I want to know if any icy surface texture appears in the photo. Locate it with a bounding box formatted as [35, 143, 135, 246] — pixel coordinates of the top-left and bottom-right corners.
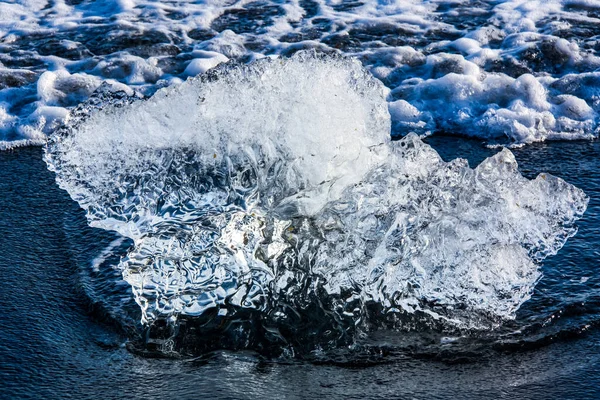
[45, 53, 588, 330]
[3, 0, 600, 146]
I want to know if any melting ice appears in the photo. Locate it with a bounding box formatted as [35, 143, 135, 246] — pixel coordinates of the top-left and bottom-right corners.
[45, 53, 588, 333]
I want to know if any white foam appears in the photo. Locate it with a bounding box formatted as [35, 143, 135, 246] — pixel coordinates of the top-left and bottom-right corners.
[37, 69, 101, 106]
[2, 0, 600, 146]
[183, 52, 229, 76]
[390, 59, 599, 143]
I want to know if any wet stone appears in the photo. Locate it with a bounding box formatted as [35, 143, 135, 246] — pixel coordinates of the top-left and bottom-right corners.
[187, 28, 217, 42]
[279, 29, 323, 43]
[434, 1, 495, 32]
[422, 28, 463, 45]
[211, 2, 285, 34]
[542, 17, 600, 44]
[300, 0, 320, 19]
[322, 34, 362, 51]
[37, 39, 94, 60]
[564, 3, 600, 19]
[483, 58, 532, 78]
[156, 57, 189, 77]
[311, 18, 333, 33]
[0, 50, 46, 69]
[0, 70, 38, 89]
[348, 23, 416, 45]
[80, 27, 174, 56]
[165, 10, 188, 21]
[550, 74, 600, 100]
[331, 0, 364, 13]
[243, 39, 269, 52]
[127, 43, 182, 58]
[517, 40, 573, 74]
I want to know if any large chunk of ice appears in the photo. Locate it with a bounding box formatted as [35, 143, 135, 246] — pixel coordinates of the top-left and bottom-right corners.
[45, 52, 588, 330]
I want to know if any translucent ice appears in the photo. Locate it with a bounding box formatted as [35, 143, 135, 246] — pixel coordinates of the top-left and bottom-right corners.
[45, 52, 588, 330]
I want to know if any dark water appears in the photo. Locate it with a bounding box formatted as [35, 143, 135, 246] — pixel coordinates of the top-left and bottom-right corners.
[2, 137, 599, 399]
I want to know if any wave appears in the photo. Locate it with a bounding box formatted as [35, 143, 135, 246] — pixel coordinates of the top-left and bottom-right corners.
[45, 52, 588, 352]
[2, 0, 600, 146]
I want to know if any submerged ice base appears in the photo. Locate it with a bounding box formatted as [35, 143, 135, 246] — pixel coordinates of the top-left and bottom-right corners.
[45, 52, 587, 335]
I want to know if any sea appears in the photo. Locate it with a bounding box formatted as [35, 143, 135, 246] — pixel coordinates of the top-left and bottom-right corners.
[1, 1, 600, 399]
